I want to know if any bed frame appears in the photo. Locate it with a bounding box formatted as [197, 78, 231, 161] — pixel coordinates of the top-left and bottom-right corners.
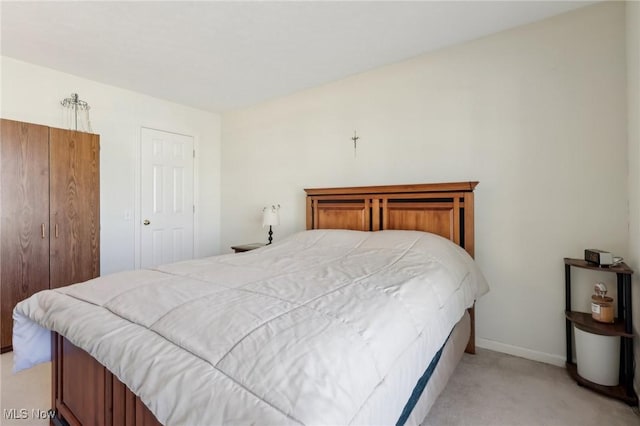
[51, 182, 479, 426]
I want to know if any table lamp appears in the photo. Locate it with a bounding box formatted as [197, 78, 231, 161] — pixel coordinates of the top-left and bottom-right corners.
[262, 204, 280, 244]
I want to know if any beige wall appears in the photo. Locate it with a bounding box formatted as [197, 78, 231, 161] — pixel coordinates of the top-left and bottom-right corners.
[626, 0, 640, 400]
[1, 57, 222, 275]
[221, 2, 628, 364]
[2, 2, 630, 374]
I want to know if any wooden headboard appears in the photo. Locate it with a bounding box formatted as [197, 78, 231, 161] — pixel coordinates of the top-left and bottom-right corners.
[305, 182, 478, 258]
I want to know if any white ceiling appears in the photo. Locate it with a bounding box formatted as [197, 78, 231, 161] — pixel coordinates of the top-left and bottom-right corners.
[1, 1, 596, 113]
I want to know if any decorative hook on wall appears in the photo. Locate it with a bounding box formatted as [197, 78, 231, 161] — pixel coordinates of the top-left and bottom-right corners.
[60, 93, 92, 132]
[351, 130, 360, 158]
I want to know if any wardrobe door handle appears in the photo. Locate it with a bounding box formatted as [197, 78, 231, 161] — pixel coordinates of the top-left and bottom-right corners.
[55, 224, 59, 238]
[41, 224, 46, 239]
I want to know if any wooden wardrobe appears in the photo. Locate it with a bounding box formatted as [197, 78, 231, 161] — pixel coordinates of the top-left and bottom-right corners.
[0, 119, 100, 352]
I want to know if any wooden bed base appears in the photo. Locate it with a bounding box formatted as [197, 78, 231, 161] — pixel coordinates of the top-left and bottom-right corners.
[52, 182, 479, 426]
[52, 333, 161, 426]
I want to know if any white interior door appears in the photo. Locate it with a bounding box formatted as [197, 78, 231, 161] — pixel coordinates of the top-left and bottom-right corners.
[141, 128, 194, 268]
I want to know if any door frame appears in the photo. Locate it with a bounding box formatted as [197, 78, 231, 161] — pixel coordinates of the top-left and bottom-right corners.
[134, 126, 198, 269]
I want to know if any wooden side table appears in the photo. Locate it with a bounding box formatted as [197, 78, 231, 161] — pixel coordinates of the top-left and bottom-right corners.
[231, 243, 266, 253]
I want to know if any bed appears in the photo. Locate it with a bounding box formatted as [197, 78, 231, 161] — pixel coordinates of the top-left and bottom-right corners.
[12, 182, 488, 426]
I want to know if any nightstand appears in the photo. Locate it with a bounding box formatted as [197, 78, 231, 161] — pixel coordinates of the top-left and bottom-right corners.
[564, 258, 637, 405]
[231, 243, 266, 253]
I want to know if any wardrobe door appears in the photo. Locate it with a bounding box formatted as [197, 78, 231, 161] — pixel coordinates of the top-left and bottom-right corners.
[49, 128, 100, 289]
[0, 119, 50, 352]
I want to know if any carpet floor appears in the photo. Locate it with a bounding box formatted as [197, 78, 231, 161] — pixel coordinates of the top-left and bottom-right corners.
[424, 348, 640, 426]
[1, 348, 639, 425]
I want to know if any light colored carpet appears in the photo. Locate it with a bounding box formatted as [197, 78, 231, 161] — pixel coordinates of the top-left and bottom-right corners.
[0, 351, 50, 426]
[424, 348, 640, 426]
[0, 349, 638, 425]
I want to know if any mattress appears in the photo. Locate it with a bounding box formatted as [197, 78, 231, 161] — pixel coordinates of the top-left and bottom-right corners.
[14, 229, 489, 425]
[404, 311, 470, 426]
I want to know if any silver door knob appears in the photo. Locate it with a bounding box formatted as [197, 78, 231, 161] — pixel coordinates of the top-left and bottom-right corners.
[143, 219, 151, 225]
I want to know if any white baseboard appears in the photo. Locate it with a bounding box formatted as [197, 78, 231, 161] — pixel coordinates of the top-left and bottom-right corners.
[476, 338, 566, 367]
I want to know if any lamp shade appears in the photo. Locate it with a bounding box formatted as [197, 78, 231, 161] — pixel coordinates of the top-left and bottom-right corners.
[262, 205, 280, 227]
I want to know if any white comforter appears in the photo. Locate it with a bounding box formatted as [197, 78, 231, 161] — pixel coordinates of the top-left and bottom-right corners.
[13, 230, 488, 426]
